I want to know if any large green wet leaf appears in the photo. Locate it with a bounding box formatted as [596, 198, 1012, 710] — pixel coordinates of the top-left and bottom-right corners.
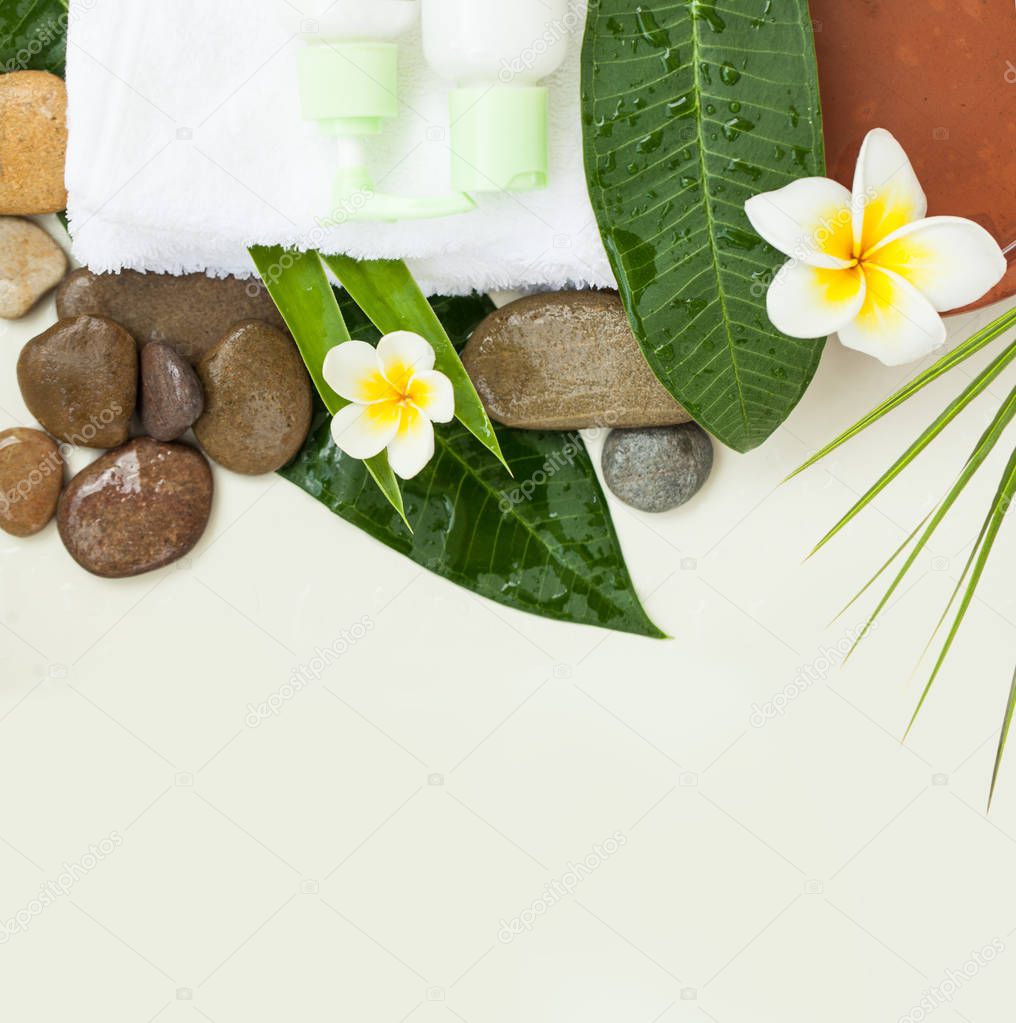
[582, 0, 826, 452]
[0, 0, 68, 75]
[281, 292, 665, 639]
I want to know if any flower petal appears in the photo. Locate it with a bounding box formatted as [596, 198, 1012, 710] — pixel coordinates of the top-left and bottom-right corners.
[852, 128, 927, 256]
[837, 265, 946, 367]
[766, 260, 866, 339]
[322, 341, 393, 404]
[330, 401, 400, 460]
[408, 370, 455, 423]
[387, 405, 435, 480]
[865, 215, 1008, 312]
[744, 177, 855, 267]
[377, 331, 436, 393]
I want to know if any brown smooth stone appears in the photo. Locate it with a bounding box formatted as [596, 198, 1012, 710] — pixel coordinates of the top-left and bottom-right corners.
[17, 315, 138, 449]
[58, 438, 213, 578]
[461, 292, 691, 430]
[194, 321, 313, 475]
[812, 0, 1016, 308]
[0, 71, 68, 215]
[0, 428, 63, 538]
[56, 268, 289, 364]
[0, 217, 67, 319]
[141, 342, 205, 442]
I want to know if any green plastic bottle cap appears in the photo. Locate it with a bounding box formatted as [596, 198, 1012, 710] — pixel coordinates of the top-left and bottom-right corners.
[448, 86, 550, 193]
[298, 41, 399, 135]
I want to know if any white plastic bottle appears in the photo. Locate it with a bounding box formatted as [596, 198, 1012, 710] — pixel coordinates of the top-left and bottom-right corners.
[278, 0, 419, 46]
[421, 0, 572, 192]
[281, 0, 473, 220]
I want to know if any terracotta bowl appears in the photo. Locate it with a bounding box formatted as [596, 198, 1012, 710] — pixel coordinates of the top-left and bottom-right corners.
[810, 0, 1016, 309]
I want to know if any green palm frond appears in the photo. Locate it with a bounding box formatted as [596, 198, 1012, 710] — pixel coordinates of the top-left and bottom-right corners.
[797, 304, 1016, 807]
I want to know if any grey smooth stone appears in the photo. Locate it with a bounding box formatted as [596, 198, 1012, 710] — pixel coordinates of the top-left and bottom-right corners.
[602, 424, 714, 513]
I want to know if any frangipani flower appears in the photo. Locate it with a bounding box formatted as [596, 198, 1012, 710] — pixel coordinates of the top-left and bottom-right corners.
[323, 330, 455, 480]
[744, 128, 1007, 366]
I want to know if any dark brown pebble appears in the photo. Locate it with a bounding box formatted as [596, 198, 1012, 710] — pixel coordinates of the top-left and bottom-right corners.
[17, 315, 137, 448]
[56, 268, 289, 364]
[0, 428, 63, 537]
[194, 320, 313, 475]
[57, 438, 213, 578]
[141, 342, 205, 442]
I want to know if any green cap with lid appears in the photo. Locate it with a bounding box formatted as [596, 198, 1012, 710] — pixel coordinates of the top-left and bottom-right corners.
[298, 41, 399, 135]
[448, 86, 550, 193]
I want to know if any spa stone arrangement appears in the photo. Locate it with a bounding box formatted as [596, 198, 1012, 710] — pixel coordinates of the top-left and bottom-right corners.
[4, 0, 1015, 788]
[0, 67, 713, 577]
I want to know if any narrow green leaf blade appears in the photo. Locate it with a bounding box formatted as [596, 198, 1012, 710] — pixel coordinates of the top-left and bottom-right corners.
[322, 255, 509, 474]
[790, 307, 1016, 480]
[282, 292, 666, 639]
[0, 0, 68, 76]
[906, 445, 1016, 737]
[582, 0, 826, 452]
[811, 339, 1016, 557]
[846, 387, 1016, 660]
[990, 666, 1016, 809]
[249, 245, 407, 526]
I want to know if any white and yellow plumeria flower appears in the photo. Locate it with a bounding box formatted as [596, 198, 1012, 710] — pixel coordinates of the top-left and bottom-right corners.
[744, 128, 1007, 366]
[323, 330, 455, 480]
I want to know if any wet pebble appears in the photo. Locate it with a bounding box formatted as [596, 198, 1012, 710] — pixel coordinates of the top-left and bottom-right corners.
[602, 424, 714, 513]
[194, 320, 313, 475]
[0, 428, 63, 537]
[141, 342, 205, 442]
[461, 291, 691, 430]
[56, 268, 289, 364]
[17, 315, 137, 448]
[58, 438, 213, 578]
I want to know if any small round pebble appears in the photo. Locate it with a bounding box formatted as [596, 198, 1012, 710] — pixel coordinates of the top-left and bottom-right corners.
[0, 217, 68, 319]
[0, 428, 63, 537]
[141, 341, 205, 442]
[602, 424, 714, 513]
[195, 320, 313, 475]
[17, 315, 137, 448]
[58, 438, 213, 578]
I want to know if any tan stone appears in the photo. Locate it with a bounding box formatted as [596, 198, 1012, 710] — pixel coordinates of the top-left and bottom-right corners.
[0, 428, 63, 537]
[0, 71, 68, 215]
[0, 216, 67, 318]
[461, 291, 691, 431]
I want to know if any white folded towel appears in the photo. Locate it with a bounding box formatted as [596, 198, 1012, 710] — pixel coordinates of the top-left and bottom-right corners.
[64, 0, 615, 296]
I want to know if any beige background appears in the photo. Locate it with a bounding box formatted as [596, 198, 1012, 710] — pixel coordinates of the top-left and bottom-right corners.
[2, 221, 1016, 1021]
